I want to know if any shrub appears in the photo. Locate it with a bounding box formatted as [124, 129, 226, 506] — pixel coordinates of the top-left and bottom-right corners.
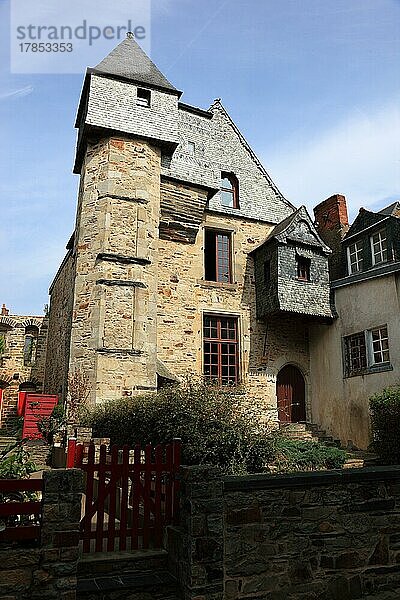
[37, 403, 66, 445]
[0, 442, 37, 479]
[273, 438, 346, 472]
[84, 379, 347, 474]
[84, 379, 276, 474]
[370, 386, 400, 463]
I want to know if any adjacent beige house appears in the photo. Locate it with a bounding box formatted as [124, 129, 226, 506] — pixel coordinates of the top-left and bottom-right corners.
[311, 197, 400, 448]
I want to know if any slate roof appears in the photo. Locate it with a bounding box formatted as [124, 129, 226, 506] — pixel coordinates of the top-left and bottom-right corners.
[343, 208, 388, 240]
[379, 201, 400, 217]
[250, 206, 331, 254]
[91, 36, 180, 95]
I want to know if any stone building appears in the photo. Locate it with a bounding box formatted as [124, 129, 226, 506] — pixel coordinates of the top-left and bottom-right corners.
[44, 36, 399, 448]
[45, 36, 332, 423]
[0, 303, 48, 428]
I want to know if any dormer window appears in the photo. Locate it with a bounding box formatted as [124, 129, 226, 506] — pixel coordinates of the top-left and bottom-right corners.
[137, 88, 151, 107]
[187, 141, 195, 156]
[370, 229, 388, 265]
[347, 241, 363, 274]
[220, 173, 239, 209]
[296, 256, 310, 281]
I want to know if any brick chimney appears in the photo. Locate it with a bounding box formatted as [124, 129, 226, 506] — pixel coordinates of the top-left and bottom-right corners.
[1, 304, 9, 316]
[313, 194, 349, 281]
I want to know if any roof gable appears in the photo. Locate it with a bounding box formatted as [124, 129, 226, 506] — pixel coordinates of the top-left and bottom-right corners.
[344, 208, 388, 240]
[251, 206, 331, 254]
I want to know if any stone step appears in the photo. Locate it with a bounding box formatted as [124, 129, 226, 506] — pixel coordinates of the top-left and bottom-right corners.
[280, 422, 343, 448]
[77, 550, 178, 600]
[77, 569, 179, 600]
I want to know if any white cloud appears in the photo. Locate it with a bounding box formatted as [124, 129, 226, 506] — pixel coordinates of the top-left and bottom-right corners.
[0, 86, 34, 101]
[264, 100, 400, 219]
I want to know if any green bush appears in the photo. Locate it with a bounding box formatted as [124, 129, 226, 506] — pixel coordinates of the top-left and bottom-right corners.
[84, 379, 347, 474]
[84, 379, 276, 474]
[273, 438, 346, 472]
[37, 403, 66, 445]
[0, 442, 37, 479]
[370, 386, 400, 463]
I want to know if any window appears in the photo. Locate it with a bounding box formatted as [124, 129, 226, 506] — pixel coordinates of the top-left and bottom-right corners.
[0, 325, 10, 357]
[204, 230, 232, 283]
[347, 241, 363, 274]
[369, 326, 390, 365]
[203, 315, 239, 385]
[344, 332, 367, 376]
[187, 141, 195, 155]
[137, 88, 151, 107]
[296, 256, 311, 281]
[344, 325, 390, 376]
[220, 173, 239, 208]
[370, 230, 388, 265]
[24, 326, 38, 366]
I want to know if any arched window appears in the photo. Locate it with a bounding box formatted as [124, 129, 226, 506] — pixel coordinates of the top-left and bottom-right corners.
[0, 325, 11, 357]
[24, 326, 39, 366]
[220, 173, 239, 209]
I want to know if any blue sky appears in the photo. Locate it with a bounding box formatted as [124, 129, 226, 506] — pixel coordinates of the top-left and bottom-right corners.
[0, 0, 399, 315]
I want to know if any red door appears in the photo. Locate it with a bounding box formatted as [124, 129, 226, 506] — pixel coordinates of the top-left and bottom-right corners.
[277, 365, 306, 423]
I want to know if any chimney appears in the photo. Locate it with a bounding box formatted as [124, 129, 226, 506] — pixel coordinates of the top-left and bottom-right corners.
[1, 304, 9, 316]
[313, 194, 349, 281]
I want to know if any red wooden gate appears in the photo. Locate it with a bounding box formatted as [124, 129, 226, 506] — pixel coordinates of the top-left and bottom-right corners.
[74, 440, 181, 553]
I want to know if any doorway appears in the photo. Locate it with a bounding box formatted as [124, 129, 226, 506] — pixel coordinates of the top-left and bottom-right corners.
[276, 365, 306, 423]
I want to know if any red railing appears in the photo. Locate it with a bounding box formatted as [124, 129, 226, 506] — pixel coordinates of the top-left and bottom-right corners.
[72, 440, 181, 553]
[0, 479, 43, 543]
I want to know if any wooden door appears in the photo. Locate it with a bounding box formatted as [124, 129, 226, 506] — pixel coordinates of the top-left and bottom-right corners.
[276, 365, 306, 423]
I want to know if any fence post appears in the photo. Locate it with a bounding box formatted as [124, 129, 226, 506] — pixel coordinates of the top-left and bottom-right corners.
[66, 437, 77, 468]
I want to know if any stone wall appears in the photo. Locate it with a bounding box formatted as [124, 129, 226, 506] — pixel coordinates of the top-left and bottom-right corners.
[0, 468, 83, 600]
[44, 251, 75, 402]
[0, 310, 48, 427]
[68, 136, 161, 404]
[168, 465, 400, 600]
[157, 205, 311, 413]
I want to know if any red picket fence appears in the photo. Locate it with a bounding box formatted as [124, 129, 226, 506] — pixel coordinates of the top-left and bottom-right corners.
[72, 440, 181, 553]
[0, 479, 43, 543]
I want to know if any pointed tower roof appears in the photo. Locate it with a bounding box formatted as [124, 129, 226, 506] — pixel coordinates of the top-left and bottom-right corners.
[90, 35, 180, 95]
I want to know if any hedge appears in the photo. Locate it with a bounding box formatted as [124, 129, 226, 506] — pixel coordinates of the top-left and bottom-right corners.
[370, 386, 400, 464]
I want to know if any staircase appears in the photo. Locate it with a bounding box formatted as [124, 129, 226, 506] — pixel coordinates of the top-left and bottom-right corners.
[77, 550, 179, 600]
[280, 422, 378, 469]
[280, 422, 341, 447]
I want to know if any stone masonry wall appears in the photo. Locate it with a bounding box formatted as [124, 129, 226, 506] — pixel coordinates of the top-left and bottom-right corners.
[0, 468, 83, 600]
[168, 465, 400, 600]
[157, 205, 311, 415]
[68, 136, 161, 404]
[45, 252, 75, 402]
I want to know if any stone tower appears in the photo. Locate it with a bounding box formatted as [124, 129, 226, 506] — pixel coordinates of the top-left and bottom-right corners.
[69, 36, 181, 402]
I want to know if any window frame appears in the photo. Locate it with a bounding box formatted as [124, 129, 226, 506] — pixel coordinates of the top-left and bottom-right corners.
[346, 240, 363, 274]
[370, 229, 388, 266]
[343, 325, 391, 377]
[136, 88, 151, 108]
[220, 172, 239, 209]
[368, 325, 390, 366]
[204, 228, 233, 283]
[203, 314, 239, 386]
[23, 326, 39, 367]
[296, 256, 311, 281]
